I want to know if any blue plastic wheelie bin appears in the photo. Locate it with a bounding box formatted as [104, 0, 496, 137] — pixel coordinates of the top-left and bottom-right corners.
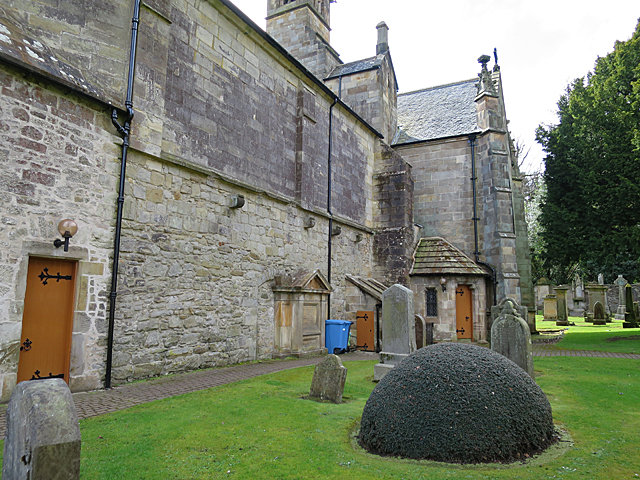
[325, 319, 353, 355]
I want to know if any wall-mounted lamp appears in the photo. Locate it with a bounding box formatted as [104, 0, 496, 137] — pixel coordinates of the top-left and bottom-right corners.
[229, 194, 245, 209]
[53, 219, 78, 252]
[355, 233, 363, 242]
[331, 225, 342, 236]
[304, 217, 316, 229]
[440, 277, 447, 292]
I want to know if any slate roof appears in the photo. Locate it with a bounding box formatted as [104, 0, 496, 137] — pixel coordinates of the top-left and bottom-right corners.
[345, 275, 388, 301]
[411, 237, 488, 276]
[394, 79, 481, 145]
[326, 55, 385, 79]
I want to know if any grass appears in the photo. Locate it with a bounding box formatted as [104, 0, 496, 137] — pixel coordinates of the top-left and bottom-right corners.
[535, 315, 640, 354]
[3, 356, 639, 479]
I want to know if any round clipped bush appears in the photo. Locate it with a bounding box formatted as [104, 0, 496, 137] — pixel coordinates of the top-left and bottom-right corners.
[359, 343, 556, 464]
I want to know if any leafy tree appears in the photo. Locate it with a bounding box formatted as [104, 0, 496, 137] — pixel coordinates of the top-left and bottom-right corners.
[536, 19, 640, 284]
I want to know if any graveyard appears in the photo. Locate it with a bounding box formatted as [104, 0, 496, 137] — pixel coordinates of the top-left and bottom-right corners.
[0, 316, 638, 479]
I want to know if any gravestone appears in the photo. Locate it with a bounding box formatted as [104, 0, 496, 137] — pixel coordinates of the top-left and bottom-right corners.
[554, 286, 570, 326]
[574, 274, 584, 300]
[374, 284, 416, 381]
[615, 275, 628, 320]
[585, 284, 608, 324]
[309, 354, 347, 404]
[543, 294, 557, 321]
[491, 298, 534, 378]
[415, 315, 426, 349]
[623, 284, 639, 328]
[593, 301, 607, 326]
[2, 378, 81, 480]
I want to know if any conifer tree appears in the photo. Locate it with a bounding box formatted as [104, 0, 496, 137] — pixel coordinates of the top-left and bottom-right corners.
[536, 19, 640, 283]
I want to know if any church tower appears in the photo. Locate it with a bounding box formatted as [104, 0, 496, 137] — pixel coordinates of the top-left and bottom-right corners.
[266, 0, 341, 79]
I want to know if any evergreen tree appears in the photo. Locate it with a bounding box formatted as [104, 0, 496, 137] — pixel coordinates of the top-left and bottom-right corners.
[536, 19, 640, 284]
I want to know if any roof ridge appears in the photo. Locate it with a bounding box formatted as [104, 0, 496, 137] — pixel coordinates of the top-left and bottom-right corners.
[398, 78, 478, 98]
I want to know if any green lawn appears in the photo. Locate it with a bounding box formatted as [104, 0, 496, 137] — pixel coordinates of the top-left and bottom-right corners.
[535, 315, 640, 354]
[3, 356, 639, 479]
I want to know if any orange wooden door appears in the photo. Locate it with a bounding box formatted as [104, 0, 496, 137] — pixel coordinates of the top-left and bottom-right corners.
[17, 257, 77, 384]
[356, 310, 375, 351]
[455, 285, 473, 340]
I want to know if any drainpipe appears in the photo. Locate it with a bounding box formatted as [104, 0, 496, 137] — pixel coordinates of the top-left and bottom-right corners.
[327, 97, 338, 320]
[105, 0, 141, 389]
[469, 133, 497, 307]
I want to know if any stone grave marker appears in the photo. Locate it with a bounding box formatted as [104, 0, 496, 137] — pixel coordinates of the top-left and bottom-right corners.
[585, 284, 608, 324]
[554, 286, 570, 326]
[615, 275, 628, 320]
[543, 294, 557, 321]
[491, 298, 534, 378]
[598, 273, 605, 285]
[623, 284, 639, 328]
[374, 284, 416, 381]
[2, 378, 81, 480]
[309, 354, 347, 404]
[593, 301, 607, 326]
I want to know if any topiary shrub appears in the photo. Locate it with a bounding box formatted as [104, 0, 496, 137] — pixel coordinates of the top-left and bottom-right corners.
[358, 343, 557, 464]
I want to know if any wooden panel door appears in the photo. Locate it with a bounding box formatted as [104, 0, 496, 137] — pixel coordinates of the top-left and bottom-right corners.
[356, 311, 375, 352]
[17, 257, 77, 384]
[455, 285, 473, 340]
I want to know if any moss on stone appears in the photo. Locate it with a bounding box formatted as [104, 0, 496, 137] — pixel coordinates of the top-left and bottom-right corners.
[358, 343, 556, 464]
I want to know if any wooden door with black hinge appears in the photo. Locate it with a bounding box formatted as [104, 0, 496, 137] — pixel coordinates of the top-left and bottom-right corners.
[17, 257, 77, 384]
[356, 310, 375, 352]
[455, 285, 473, 340]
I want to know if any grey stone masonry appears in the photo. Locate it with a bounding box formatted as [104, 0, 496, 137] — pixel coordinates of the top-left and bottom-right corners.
[374, 284, 416, 381]
[623, 284, 639, 328]
[615, 275, 628, 320]
[2, 379, 81, 480]
[554, 286, 570, 326]
[309, 354, 347, 403]
[490, 298, 534, 378]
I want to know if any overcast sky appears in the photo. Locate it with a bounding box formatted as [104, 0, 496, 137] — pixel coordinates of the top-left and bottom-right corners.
[230, 0, 640, 172]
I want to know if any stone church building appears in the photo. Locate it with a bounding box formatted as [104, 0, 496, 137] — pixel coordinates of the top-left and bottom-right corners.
[0, 0, 533, 401]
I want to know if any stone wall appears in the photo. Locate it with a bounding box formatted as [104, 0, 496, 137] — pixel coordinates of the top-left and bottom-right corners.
[0, 65, 120, 401]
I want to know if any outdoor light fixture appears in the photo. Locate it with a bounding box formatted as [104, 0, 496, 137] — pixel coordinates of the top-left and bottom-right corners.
[53, 219, 78, 252]
[440, 277, 447, 292]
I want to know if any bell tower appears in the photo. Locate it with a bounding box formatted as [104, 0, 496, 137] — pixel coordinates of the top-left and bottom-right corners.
[267, 0, 340, 79]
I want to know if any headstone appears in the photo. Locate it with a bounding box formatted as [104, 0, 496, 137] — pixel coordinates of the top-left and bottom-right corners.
[615, 275, 628, 320]
[554, 286, 570, 326]
[309, 354, 347, 404]
[374, 284, 416, 381]
[2, 379, 81, 480]
[585, 284, 608, 324]
[491, 298, 535, 378]
[574, 274, 584, 300]
[543, 294, 558, 321]
[415, 315, 426, 349]
[593, 301, 607, 326]
[623, 284, 639, 328]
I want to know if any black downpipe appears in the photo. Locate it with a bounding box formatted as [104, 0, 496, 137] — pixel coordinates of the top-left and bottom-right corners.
[469, 134, 498, 307]
[105, 0, 141, 389]
[327, 98, 338, 320]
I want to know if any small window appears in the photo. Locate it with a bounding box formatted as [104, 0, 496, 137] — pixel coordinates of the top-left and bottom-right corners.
[426, 288, 438, 317]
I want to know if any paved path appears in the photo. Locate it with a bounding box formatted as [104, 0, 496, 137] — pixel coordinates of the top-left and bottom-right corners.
[1, 348, 638, 439]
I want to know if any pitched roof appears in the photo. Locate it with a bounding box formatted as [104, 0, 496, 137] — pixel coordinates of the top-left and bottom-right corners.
[394, 79, 481, 145]
[411, 237, 488, 276]
[326, 55, 385, 79]
[345, 275, 388, 301]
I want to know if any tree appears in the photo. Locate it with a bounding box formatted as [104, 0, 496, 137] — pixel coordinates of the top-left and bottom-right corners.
[536, 19, 640, 284]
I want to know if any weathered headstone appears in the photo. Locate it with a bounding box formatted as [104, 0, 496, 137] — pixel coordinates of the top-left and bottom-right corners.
[543, 294, 558, 321]
[585, 284, 608, 324]
[615, 275, 628, 320]
[593, 301, 607, 326]
[415, 315, 426, 349]
[554, 286, 570, 326]
[309, 354, 347, 404]
[374, 284, 416, 381]
[491, 298, 534, 378]
[574, 274, 584, 300]
[623, 284, 639, 329]
[2, 379, 81, 480]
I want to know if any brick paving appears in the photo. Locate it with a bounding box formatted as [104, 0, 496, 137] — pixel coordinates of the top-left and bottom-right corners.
[1, 348, 638, 440]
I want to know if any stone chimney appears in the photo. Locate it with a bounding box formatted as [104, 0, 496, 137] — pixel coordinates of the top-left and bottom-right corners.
[376, 21, 389, 55]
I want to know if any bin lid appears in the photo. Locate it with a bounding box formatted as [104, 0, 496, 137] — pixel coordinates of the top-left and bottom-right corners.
[325, 319, 353, 325]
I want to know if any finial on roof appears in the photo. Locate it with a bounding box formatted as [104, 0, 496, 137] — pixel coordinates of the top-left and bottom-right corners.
[477, 54, 497, 96]
[493, 48, 500, 72]
[376, 21, 389, 55]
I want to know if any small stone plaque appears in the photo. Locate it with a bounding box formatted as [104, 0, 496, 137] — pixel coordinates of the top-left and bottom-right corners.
[309, 354, 347, 404]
